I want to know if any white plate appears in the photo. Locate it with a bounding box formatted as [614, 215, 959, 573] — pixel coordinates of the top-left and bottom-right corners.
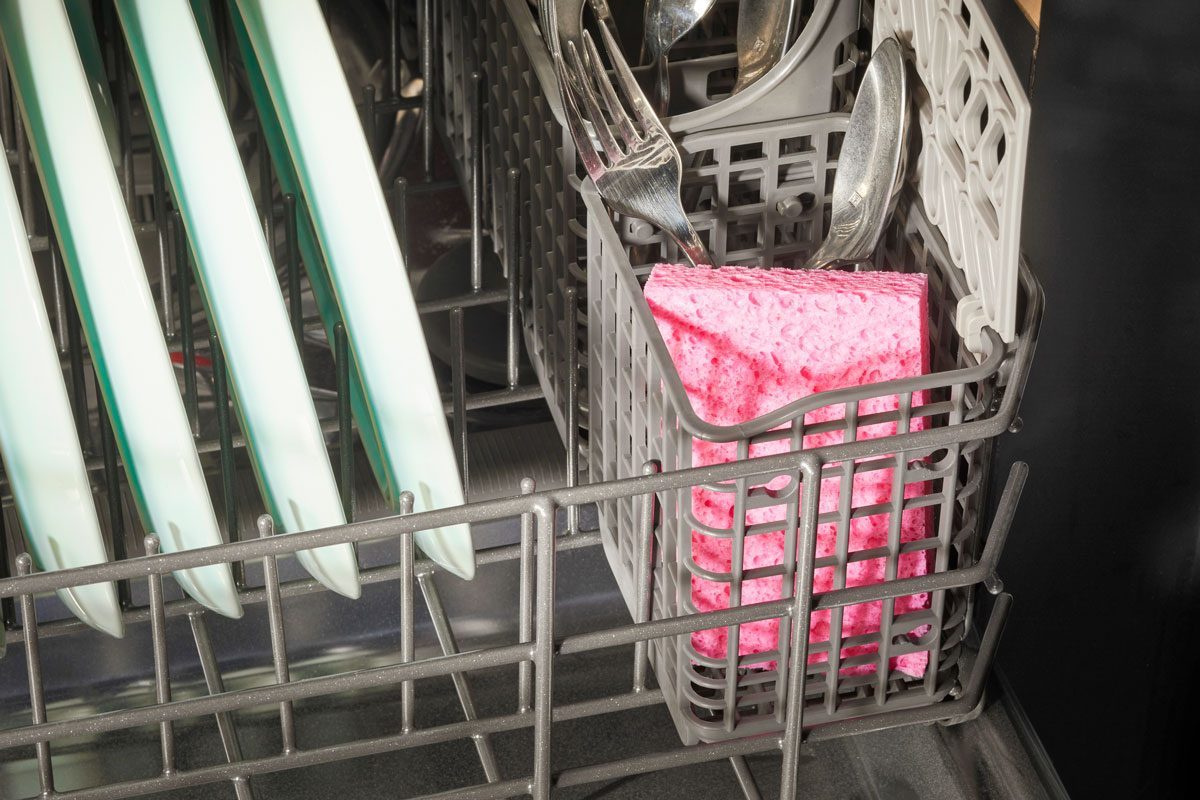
[117, 0, 361, 599]
[0, 0, 242, 618]
[0, 133, 124, 638]
[234, 0, 476, 580]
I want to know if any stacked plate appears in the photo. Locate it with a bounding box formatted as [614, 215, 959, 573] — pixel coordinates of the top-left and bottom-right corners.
[0, 0, 475, 636]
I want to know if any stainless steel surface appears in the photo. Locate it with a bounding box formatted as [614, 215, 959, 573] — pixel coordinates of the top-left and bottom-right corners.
[732, 0, 798, 94]
[806, 38, 909, 270]
[554, 26, 710, 266]
[538, 0, 582, 56]
[642, 0, 715, 113]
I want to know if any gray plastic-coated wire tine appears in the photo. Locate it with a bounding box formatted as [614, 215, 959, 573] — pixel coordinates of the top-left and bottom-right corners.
[96, 372, 131, 609]
[531, 500, 556, 800]
[728, 755, 763, 800]
[143, 535, 176, 775]
[420, 0, 434, 181]
[259, 515, 298, 755]
[416, 571, 501, 783]
[283, 193, 302, 353]
[215, 0, 233, 114]
[449, 307, 469, 489]
[362, 84, 378, 163]
[0, 502, 13, 633]
[778, 459, 822, 799]
[397, 491, 415, 734]
[517, 477, 536, 713]
[977, 462, 1028, 570]
[334, 322, 355, 521]
[393, 176, 409, 258]
[0, 55, 11, 144]
[469, 71, 484, 292]
[387, 0, 400, 100]
[504, 168, 520, 390]
[259, 124, 274, 245]
[151, 155, 173, 336]
[112, 15, 135, 216]
[16, 553, 55, 796]
[49, 229, 68, 352]
[211, 334, 244, 588]
[14, 107, 32, 231]
[173, 211, 198, 435]
[564, 284, 579, 535]
[188, 611, 256, 800]
[56, 239, 92, 454]
[632, 461, 659, 693]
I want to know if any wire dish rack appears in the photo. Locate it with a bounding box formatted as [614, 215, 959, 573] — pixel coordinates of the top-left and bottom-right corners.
[0, 1, 1039, 799]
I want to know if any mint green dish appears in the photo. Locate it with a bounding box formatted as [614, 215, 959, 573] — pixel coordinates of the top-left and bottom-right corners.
[0, 0, 242, 618]
[233, 0, 476, 579]
[116, 0, 361, 599]
[0, 133, 124, 639]
[226, 6, 393, 519]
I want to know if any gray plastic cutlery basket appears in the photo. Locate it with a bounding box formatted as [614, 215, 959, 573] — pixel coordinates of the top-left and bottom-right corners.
[583, 109, 1041, 744]
[437, 0, 867, 441]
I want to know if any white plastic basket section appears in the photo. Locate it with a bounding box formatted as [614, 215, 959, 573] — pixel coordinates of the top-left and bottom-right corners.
[875, 0, 1032, 349]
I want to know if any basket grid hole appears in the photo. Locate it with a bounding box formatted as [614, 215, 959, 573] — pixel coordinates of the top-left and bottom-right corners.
[729, 142, 764, 163]
[705, 66, 739, 101]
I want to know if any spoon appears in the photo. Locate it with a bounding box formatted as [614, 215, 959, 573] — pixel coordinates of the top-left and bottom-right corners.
[805, 38, 910, 270]
[732, 0, 798, 94]
[643, 0, 716, 115]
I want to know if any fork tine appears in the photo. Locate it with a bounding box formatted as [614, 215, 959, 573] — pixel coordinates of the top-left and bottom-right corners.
[554, 53, 606, 178]
[583, 31, 641, 148]
[596, 22, 664, 134]
[567, 40, 624, 164]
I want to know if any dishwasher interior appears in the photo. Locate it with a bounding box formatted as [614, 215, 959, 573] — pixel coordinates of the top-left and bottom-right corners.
[0, 1, 1066, 798]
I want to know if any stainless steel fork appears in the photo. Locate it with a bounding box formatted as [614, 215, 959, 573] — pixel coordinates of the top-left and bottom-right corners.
[554, 26, 711, 267]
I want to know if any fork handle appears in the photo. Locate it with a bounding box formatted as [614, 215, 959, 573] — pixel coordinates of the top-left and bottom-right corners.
[653, 55, 670, 116]
[663, 217, 712, 268]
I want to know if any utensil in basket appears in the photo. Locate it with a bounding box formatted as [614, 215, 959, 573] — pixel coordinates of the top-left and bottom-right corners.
[732, 0, 797, 94]
[554, 25, 712, 267]
[538, 0, 615, 57]
[642, 0, 716, 114]
[806, 37, 910, 270]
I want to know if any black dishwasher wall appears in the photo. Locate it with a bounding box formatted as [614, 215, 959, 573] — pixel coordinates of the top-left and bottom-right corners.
[991, 1, 1200, 797]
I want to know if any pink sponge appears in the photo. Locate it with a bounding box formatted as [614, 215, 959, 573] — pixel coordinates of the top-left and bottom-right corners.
[644, 264, 934, 678]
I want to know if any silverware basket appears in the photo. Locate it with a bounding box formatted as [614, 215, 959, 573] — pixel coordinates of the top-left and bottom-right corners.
[583, 121, 1041, 741]
[581, 0, 1039, 743]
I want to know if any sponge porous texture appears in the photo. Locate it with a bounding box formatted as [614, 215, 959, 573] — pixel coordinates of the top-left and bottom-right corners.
[644, 264, 933, 677]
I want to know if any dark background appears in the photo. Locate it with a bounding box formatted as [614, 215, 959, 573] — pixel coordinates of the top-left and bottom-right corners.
[988, 0, 1200, 797]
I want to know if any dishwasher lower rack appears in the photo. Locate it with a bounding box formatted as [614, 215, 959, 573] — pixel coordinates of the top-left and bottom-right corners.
[0, 450, 1022, 800]
[582, 110, 1041, 744]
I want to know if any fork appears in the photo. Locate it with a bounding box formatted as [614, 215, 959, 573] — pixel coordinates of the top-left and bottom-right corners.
[555, 25, 711, 267]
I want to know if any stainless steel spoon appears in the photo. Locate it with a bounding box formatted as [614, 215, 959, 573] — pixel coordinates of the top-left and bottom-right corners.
[643, 0, 716, 115]
[805, 37, 910, 270]
[732, 0, 798, 94]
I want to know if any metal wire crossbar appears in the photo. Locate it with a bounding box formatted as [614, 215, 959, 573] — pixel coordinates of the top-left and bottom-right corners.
[0, 435, 1025, 799]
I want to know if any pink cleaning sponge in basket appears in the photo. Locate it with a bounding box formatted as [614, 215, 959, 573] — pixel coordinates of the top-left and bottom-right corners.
[644, 264, 934, 679]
